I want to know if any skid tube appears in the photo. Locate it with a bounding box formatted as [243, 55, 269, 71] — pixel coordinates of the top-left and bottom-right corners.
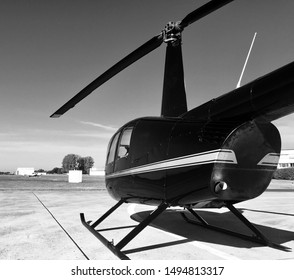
[80, 199, 169, 260]
[181, 202, 291, 252]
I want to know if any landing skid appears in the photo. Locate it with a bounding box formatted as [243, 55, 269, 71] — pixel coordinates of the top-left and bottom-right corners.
[80, 200, 169, 260]
[81, 201, 291, 260]
[181, 203, 291, 252]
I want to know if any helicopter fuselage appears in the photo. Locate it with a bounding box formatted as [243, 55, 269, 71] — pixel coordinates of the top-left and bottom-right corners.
[105, 116, 280, 208]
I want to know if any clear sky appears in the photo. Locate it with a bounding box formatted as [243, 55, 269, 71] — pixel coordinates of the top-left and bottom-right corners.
[1, 0, 294, 172]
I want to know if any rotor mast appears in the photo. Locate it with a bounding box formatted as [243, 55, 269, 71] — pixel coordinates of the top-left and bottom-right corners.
[161, 22, 187, 117]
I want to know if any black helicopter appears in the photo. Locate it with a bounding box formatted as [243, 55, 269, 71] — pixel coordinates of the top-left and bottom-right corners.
[51, 0, 294, 259]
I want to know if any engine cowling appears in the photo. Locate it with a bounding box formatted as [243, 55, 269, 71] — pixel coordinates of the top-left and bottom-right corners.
[211, 121, 281, 202]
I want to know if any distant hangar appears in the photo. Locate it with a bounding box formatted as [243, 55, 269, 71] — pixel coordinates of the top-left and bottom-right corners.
[278, 149, 294, 169]
[15, 167, 35, 176]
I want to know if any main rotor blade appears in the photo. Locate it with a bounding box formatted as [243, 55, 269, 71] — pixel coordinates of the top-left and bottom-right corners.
[51, 34, 163, 118]
[180, 0, 234, 29]
[51, 0, 235, 118]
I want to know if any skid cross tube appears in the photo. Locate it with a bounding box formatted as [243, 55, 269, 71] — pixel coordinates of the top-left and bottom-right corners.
[116, 202, 169, 250]
[81, 200, 169, 260]
[91, 199, 124, 228]
[181, 203, 291, 252]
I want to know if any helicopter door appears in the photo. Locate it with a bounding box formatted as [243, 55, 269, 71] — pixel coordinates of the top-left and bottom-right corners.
[105, 132, 120, 174]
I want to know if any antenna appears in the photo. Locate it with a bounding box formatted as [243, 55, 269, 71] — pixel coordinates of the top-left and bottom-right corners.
[236, 32, 257, 88]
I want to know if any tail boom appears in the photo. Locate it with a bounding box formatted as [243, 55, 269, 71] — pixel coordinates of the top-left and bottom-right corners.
[183, 60, 294, 123]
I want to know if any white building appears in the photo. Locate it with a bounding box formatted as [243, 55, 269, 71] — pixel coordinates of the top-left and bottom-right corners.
[15, 167, 35, 176]
[89, 167, 105, 176]
[278, 149, 294, 169]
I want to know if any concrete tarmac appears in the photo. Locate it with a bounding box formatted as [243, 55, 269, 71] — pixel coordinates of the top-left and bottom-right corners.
[1, 179, 294, 260]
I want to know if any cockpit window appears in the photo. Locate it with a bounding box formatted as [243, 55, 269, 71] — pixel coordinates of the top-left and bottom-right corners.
[117, 127, 133, 159]
[106, 133, 119, 164]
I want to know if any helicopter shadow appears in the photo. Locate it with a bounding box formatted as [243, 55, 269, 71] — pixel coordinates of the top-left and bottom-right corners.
[125, 208, 294, 255]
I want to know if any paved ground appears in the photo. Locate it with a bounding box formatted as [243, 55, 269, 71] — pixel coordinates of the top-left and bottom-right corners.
[0, 179, 294, 260]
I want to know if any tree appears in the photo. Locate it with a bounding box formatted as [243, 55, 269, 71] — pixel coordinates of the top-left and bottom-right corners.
[78, 156, 94, 174]
[35, 169, 45, 173]
[62, 154, 81, 173]
[47, 167, 63, 174]
[61, 154, 95, 174]
[84, 156, 94, 174]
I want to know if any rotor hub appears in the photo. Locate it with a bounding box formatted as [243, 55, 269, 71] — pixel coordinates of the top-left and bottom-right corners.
[162, 21, 182, 46]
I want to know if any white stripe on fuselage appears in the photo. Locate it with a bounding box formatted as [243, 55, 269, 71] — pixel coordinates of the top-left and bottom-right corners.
[257, 153, 280, 167]
[106, 149, 237, 179]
